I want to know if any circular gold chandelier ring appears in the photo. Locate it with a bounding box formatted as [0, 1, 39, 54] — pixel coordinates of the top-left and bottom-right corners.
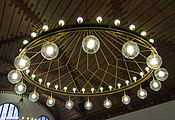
[21, 24, 157, 96]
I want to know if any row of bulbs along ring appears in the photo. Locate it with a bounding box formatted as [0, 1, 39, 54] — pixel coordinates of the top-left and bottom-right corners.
[8, 17, 168, 109]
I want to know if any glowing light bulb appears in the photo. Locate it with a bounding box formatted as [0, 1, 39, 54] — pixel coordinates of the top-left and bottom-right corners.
[82, 35, 100, 54]
[114, 19, 120, 26]
[149, 39, 154, 43]
[145, 67, 150, 71]
[154, 68, 168, 81]
[25, 69, 30, 73]
[104, 99, 112, 108]
[87, 39, 95, 49]
[153, 82, 158, 88]
[96, 16, 102, 23]
[23, 40, 28, 45]
[150, 58, 158, 65]
[31, 32, 37, 37]
[12, 73, 18, 79]
[150, 80, 162, 91]
[122, 41, 139, 59]
[18, 85, 23, 91]
[122, 95, 131, 105]
[65, 100, 74, 109]
[146, 54, 162, 69]
[91, 88, 95, 92]
[137, 89, 147, 99]
[127, 45, 134, 55]
[49, 99, 53, 104]
[129, 24, 135, 31]
[19, 58, 27, 67]
[46, 46, 54, 55]
[59, 20, 65, 26]
[141, 31, 147, 36]
[55, 85, 58, 89]
[38, 78, 42, 83]
[77, 17, 83, 23]
[41, 42, 59, 60]
[42, 25, 48, 31]
[32, 94, 36, 99]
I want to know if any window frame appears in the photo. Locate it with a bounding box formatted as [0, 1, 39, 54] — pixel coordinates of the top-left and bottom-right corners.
[38, 115, 49, 120]
[0, 102, 19, 119]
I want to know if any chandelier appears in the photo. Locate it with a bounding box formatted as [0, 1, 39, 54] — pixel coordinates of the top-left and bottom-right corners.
[8, 16, 168, 110]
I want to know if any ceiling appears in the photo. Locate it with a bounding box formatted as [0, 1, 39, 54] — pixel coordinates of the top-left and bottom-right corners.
[0, 0, 175, 120]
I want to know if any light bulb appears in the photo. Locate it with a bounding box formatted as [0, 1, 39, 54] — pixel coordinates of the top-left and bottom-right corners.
[146, 54, 162, 69]
[84, 101, 93, 110]
[23, 40, 28, 45]
[150, 80, 162, 91]
[46, 46, 54, 55]
[145, 67, 150, 71]
[117, 83, 121, 88]
[8, 70, 22, 84]
[41, 42, 59, 60]
[55, 85, 58, 89]
[82, 35, 100, 54]
[14, 55, 31, 71]
[25, 69, 30, 73]
[129, 24, 135, 31]
[31, 74, 35, 79]
[141, 31, 147, 36]
[59, 20, 65, 26]
[114, 19, 120, 26]
[91, 88, 95, 92]
[38, 78, 42, 83]
[127, 45, 134, 55]
[122, 41, 140, 59]
[65, 100, 74, 109]
[154, 68, 168, 81]
[122, 95, 131, 105]
[64, 87, 67, 91]
[31, 32, 37, 37]
[77, 17, 83, 23]
[15, 82, 27, 94]
[149, 39, 154, 43]
[29, 92, 39, 102]
[137, 89, 147, 99]
[96, 16, 102, 23]
[42, 25, 48, 31]
[46, 97, 55, 107]
[104, 99, 112, 108]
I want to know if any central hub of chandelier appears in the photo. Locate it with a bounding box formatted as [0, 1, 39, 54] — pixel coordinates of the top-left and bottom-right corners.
[8, 17, 168, 110]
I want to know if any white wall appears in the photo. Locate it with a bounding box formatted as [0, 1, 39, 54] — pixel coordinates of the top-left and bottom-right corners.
[0, 91, 55, 120]
[107, 100, 175, 120]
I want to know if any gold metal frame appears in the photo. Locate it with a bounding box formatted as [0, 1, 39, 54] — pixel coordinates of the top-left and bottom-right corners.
[20, 24, 157, 96]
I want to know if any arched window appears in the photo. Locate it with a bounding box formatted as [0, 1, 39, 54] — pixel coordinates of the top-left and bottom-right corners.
[0, 103, 19, 120]
[38, 115, 49, 120]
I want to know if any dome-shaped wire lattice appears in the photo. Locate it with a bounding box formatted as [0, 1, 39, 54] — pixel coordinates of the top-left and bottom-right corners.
[20, 24, 157, 96]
